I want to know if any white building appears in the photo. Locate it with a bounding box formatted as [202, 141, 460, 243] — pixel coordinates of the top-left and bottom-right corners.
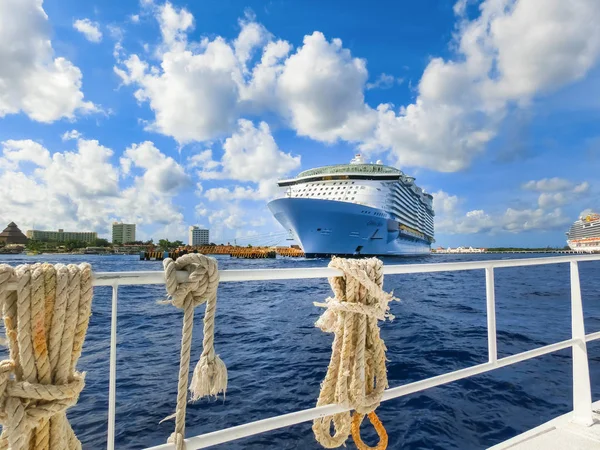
[189, 226, 209, 246]
[112, 222, 136, 244]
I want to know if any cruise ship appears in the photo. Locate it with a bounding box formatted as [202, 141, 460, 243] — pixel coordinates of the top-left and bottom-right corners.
[267, 155, 434, 257]
[567, 213, 600, 252]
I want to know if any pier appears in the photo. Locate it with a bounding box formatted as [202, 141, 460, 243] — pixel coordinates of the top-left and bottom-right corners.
[141, 245, 305, 261]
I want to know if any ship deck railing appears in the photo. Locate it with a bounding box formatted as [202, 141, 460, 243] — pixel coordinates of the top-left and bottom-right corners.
[8, 254, 600, 449]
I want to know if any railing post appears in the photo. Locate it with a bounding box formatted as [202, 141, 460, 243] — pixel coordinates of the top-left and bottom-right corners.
[485, 267, 497, 364]
[107, 283, 119, 449]
[570, 261, 594, 426]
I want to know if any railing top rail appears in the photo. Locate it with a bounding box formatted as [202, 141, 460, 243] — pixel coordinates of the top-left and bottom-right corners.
[4, 255, 600, 290]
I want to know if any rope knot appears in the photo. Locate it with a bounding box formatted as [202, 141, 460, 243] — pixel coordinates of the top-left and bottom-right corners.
[164, 254, 219, 308]
[313, 257, 395, 449]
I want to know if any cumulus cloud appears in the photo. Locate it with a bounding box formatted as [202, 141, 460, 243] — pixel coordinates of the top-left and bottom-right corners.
[522, 177, 590, 208]
[204, 180, 277, 202]
[277, 32, 376, 143]
[115, 0, 600, 172]
[362, 0, 600, 171]
[0, 140, 51, 170]
[366, 73, 401, 90]
[0, 0, 96, 122]
[522, 177, 575, 192]
[73, 18, 103, 43]
[61, 129, 82, 141]
[0, 138, 187, 235]
[120, 141, 191, 194]
[198, 119, 300, 182]
[432, 189, 572, 235]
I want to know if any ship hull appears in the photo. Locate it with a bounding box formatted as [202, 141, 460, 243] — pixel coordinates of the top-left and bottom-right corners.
[268, 198, 431, 257]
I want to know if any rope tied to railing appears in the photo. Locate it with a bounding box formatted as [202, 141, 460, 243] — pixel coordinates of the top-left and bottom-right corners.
[0, 262, 93, 450]
[312, 257, 397, 449]
[163, 254, 227, 450]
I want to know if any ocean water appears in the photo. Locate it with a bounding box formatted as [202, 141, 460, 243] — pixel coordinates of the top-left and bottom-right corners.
[1, 253, 600, 449]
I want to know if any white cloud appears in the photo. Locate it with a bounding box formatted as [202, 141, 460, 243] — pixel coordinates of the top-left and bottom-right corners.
[0, 138, 188, 236]
[198, 119, 300, 183]
[62, 129, 82, 141]
[130, 14, 140, 23]
[120, 141, 190, 194]
[115, 0, 600, 173]
[73, 18, 103, 43]
[0, 0, 97, 123]
[277, 32, 376, 143]
[433, 189, 571, 235]
[521, 177, 590, 208]
[115, 41, 240, 142]
[204, 180, 277, 202]
[187, 149, 219, 170]
[522, 177, 574, 192]
[0, 140, 52, 170]
[432, 190, 460, 215]
[362, 0, 600, 171]
[157, 1, 193, 49]
[366, 73, 401, 90]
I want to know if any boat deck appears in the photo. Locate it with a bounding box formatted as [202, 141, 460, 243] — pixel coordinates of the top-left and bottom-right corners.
[490, 400, 600, 449]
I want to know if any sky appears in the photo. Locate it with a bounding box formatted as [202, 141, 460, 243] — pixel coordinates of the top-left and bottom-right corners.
[1, 0, 600, 248]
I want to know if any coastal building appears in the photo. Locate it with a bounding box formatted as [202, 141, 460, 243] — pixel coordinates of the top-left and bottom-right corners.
[26, 228, 97, 243]
[0, 222, 28, 245]
[189, 226, 209, 246]
[112, 222, 136, 244]
[435, 246, 486, 254]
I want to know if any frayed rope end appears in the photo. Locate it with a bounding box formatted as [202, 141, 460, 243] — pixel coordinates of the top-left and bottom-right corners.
[189, 354, 228, 401]
[315, 308, 338, 333]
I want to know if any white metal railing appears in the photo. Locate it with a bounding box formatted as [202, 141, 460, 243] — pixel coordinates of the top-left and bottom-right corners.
[6, 255, 600, 448]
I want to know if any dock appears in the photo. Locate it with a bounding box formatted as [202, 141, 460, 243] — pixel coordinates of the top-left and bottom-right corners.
[141, 245, 305, 261]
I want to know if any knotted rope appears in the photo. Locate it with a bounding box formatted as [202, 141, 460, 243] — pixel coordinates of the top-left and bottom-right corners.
[0, 262, 93, 450]
[163, 254, 226, 450]
[312, 257, 396, 449]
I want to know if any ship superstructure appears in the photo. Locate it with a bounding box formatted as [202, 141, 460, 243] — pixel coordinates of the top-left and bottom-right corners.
[567, 213, 600, 252]
[267, 154, 434, 257]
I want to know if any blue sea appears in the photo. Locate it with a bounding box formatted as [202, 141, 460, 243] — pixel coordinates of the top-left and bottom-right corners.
[1, 253, 600, 449]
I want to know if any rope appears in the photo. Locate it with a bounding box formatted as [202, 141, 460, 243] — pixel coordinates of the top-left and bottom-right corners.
[163, 254, 227, 450]
[312, 257, 396, 449]
[0, 263, 93, 450]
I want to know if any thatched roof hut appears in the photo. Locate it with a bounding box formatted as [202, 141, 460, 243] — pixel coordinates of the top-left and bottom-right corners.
[0, 222, 28, 245]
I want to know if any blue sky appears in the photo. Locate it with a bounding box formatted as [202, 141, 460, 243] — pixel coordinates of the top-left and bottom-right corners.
[1, 0, 599, 247]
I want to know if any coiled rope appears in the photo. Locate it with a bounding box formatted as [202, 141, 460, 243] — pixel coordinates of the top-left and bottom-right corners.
[312, 257, 396, 449]
[0, 263, 93, 450]
[163, 254, 227, 450]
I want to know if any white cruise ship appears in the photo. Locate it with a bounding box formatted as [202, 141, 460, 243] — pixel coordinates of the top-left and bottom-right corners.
[267, 154, 434, 257]
[567, 213, 600, 252]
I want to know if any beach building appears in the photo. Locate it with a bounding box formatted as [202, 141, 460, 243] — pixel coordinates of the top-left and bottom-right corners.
[0, 222, 28, 245]
[26, 228, 97, 243]
[188, 226, 209, 246]
[112, 222, 136, 244]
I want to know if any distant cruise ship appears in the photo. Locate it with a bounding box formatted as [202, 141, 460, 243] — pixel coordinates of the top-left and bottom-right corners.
[567, 213, 600, 252]
[267, 155, 435, 257]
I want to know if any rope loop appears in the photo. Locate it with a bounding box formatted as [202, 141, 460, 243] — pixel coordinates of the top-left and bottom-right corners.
[351, 412, 388, 450]
[163, 254, 227, 450]
[313, 257, 396, 449]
